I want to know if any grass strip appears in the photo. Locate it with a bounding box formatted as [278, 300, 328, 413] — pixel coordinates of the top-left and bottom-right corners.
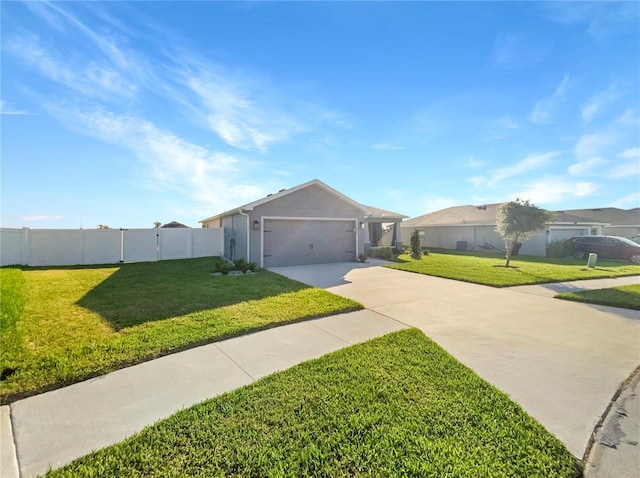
[556, 284, 640, 310]
[387, 251, 640, 287]
[0, 258, 361, 402]
[46, 329, 581, 478]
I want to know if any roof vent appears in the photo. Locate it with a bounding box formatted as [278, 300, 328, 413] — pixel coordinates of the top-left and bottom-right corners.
[267, 194, 273, 197]
[477, 205, 487, 211]
[279, 189, 285, 192]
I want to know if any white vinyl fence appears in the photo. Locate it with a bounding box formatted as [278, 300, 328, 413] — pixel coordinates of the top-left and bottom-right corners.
[0, 227, 224, 267]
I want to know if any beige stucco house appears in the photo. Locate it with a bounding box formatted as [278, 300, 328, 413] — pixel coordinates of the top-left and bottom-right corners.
[200, 179, 406, 267]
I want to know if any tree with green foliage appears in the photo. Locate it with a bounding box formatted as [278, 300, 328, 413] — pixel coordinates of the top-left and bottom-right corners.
[410, 229, 422, 259]
[495, 199, 554, 267]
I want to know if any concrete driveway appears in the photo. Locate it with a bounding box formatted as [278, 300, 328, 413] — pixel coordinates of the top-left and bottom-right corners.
[270, 262, 640, 458]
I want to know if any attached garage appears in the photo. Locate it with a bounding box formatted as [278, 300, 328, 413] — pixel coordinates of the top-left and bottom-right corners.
[199, 179, 403, 268]
[262, 218, 357, 267]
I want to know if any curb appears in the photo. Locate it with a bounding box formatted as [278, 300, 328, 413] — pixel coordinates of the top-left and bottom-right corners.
[582, 365, 640, 477]
[1, 405, 19, 478]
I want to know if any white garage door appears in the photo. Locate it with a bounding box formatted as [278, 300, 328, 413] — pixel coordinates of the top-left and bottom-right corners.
[263, 219, 356, 267]
[549, 228, 589, 242]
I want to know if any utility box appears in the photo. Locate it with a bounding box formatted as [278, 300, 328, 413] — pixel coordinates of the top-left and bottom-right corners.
[587, 253, 598, 268]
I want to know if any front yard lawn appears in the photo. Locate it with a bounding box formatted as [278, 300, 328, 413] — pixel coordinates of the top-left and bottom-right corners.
[46, 329, 581, 478]
[556, 284, 640, 310]
[388, 250, 640, 287]
[0, 258, 361, 403]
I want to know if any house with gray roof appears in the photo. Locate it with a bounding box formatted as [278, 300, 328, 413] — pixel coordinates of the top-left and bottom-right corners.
[401, 203, 609, 256]
[200, 179, 406, 267]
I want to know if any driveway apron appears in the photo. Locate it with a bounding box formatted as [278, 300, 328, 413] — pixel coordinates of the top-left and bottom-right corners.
[272, 263, 640, 458]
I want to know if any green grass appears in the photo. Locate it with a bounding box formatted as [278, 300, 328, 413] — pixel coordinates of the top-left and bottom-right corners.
[556, 284, 640, 310]
[46, 329, 581, 478]
[0, 258, 361, 402]
[387, 250, 640, 287]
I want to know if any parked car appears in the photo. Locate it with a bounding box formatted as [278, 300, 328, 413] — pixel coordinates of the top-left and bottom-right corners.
[568, 236, 640, 264]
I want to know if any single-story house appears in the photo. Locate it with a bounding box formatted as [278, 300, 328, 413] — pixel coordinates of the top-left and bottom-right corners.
[200, 179, 406, 267]
[557, 208, 640, 238]
[400, 203, 611, 256]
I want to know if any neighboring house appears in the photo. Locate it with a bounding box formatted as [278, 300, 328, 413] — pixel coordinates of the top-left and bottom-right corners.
[558, 208, 640, 238]
[161, 221, 189, 228]
[401, 204, 607, 257]
[199, 179, 406, 268]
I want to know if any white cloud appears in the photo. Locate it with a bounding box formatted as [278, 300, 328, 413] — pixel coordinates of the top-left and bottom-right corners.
[529, 76, 570, 124]
[372, 143, 405, 151]
[613, 191, 640, 209]
[618, 147, 639, 160]
[472, 151, 560, 188]
[489, 32, 546, 69]
[6, 36, 137, 99]
[568, 157, 606, 176]
[581, 85, 619, 123]
[515, 178, 599, 204]
[21, 215, 63, 222]
[49, 104, 265, 212]
[573, 131, 616, 160]
[0, 100, 27, 115]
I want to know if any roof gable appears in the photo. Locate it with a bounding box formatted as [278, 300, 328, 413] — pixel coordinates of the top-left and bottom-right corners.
[200, 179, 374, 223]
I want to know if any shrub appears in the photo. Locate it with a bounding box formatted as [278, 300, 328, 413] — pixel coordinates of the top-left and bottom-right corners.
[369, 247, 393, 259]
[247, 262, 258, 272]
[546, 240, 578, 258]
[233, 258, 246, 270]
[218, 262, 232, 275]
[358, 253, 368, 263]
[410, 229, 422, 259]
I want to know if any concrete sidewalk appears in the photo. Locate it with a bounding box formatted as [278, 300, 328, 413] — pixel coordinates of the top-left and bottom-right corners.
[508, 275, 639, 298]
[1, 309, 406, 478]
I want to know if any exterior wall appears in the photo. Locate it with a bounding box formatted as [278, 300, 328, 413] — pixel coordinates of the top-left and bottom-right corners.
[401, 225, 503, 251]
[0, 228, 223, 267]
[604, 225, 640, 238]
[249, 184, 365, 265]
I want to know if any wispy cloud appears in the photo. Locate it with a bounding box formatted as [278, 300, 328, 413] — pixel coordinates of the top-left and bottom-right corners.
[608, 147, 640, 179]
[529, 76, 570, 124]
[516, 178, 599, 204]
[489, 32, 546, 69]
[581, 84, 619, 123]
[613, 191, 640, 209]
[471, 151, 560, 188]
[0, 100, 28, 115]
[573, 131, 616, 160]
[540, 2, 639, 40]
[185, 73, 303, 153]
[372, 143, 405, 151]
[6, 35, 138, 100]
[21, 215, 63, 222]
[48, 104, 264, 213]
[568, 157, 606, 176]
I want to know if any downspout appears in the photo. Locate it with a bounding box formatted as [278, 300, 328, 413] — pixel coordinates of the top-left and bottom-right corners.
[238, 208, 251, 262]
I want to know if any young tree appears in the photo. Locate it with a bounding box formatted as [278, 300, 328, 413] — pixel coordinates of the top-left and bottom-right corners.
[495, 198, 554, 267]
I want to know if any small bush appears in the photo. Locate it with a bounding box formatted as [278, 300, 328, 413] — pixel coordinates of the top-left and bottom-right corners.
[233, 258, 246, 270]
[247, 262, 258, 272]
[546, 240, 578, 258]
[369, 247, 393, 259]
[218, 262, 232, 275]
[358, 253, 368, 263]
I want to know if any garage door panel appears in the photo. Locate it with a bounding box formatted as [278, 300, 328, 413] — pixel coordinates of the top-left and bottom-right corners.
[264, 220, 355, 267]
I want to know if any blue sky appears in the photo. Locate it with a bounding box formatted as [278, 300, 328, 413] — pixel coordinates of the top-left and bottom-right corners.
[2, 1, 639, 229]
